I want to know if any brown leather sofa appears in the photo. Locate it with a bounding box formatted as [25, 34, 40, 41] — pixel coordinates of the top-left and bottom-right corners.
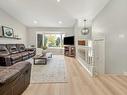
[0, 61, 31, 95]
[0, 44, 36, 66]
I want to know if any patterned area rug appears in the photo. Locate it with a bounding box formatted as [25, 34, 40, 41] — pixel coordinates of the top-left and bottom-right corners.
[30, 55, 68, 84]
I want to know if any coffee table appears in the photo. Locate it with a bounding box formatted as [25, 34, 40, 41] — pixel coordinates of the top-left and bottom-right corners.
[33, 54, 47, 65]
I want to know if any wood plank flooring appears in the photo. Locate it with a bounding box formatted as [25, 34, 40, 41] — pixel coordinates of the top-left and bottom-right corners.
[22, 56, 127, 95]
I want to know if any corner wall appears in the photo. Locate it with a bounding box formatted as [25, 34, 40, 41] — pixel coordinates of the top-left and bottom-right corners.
[0, 9, 27, 45]
[92, 0, 127, 74]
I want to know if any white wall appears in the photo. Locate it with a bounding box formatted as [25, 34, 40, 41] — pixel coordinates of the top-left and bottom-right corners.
[92, 0, 127, 74]
[27, 27, 74, 55]
[27, 27, 74, 47]
[0, 9, 27, 45]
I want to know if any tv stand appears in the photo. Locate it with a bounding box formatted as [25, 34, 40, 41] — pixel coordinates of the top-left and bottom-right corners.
[64, 45, 75, 57]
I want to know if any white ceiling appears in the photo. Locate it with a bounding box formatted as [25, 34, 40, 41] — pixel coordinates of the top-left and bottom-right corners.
[0, 0, 110, 27]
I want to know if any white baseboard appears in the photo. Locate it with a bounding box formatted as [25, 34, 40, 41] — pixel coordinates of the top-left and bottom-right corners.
[76, 56, 93, 77]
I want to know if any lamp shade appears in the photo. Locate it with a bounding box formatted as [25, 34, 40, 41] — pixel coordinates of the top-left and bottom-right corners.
[81, 27, 89, 35]
[81, 19, 89, 35]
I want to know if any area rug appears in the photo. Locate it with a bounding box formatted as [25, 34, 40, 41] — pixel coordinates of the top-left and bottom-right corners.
[30, 55, 68, 84]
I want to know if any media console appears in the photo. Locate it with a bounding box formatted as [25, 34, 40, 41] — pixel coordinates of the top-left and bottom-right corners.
[64, 45, 75, 57]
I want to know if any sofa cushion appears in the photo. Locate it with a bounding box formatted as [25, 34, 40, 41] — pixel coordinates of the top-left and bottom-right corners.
[0, 44, 10, 56]
[10, 54, 22, 61]
[20, 52, 29, 57]
[7, 44, 19, 54]
[22, 52, 29, 56]
[16, 44, 26, 52]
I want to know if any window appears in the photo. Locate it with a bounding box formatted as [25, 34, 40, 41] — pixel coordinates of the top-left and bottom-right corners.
[37, 33, 65, 48]
[37, 34, 43, 48]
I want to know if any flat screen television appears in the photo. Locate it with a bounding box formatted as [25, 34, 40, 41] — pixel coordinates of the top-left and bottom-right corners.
[64, 36, 74, 45]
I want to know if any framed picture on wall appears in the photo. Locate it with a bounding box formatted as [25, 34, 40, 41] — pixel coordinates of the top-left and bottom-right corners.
[2, 26, 14, 38]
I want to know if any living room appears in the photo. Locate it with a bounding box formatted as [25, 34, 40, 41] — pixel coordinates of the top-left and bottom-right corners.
[0, 0, 127, 95]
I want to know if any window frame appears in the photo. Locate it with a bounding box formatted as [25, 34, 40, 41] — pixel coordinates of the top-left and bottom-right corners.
[36, 32, 65, 49]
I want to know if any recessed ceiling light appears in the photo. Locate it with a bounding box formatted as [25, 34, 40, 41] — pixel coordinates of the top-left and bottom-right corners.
[57, 0, 61, 3]
[58, 21, 62, 24]
[33, 20, 38, 24]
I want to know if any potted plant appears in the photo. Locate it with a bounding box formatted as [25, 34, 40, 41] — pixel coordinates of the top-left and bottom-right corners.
[42, 46, 47, 55]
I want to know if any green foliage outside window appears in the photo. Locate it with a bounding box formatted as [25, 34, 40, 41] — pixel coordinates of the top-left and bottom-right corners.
[37, 33, 65, 48]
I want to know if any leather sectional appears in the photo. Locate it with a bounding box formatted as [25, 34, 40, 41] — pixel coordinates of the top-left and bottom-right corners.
[0, 44, 35, 95]
[0, 61, 31, 95]
[0, 44, 36, 66]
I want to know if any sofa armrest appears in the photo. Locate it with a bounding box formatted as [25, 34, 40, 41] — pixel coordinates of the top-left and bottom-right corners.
[0, 61, 31, 84]
[0, 69, 20, 84]
[0, 56, 12, 66]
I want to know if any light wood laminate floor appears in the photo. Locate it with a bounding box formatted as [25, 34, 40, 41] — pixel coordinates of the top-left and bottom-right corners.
[22, 56, 127, 95]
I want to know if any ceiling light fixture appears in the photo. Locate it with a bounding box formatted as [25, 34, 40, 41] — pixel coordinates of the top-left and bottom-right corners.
[81, 19, 89, 35]
[57, 0, 61, 3]
[33, 20, 38, 24]
[58, 21, 62, 24]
